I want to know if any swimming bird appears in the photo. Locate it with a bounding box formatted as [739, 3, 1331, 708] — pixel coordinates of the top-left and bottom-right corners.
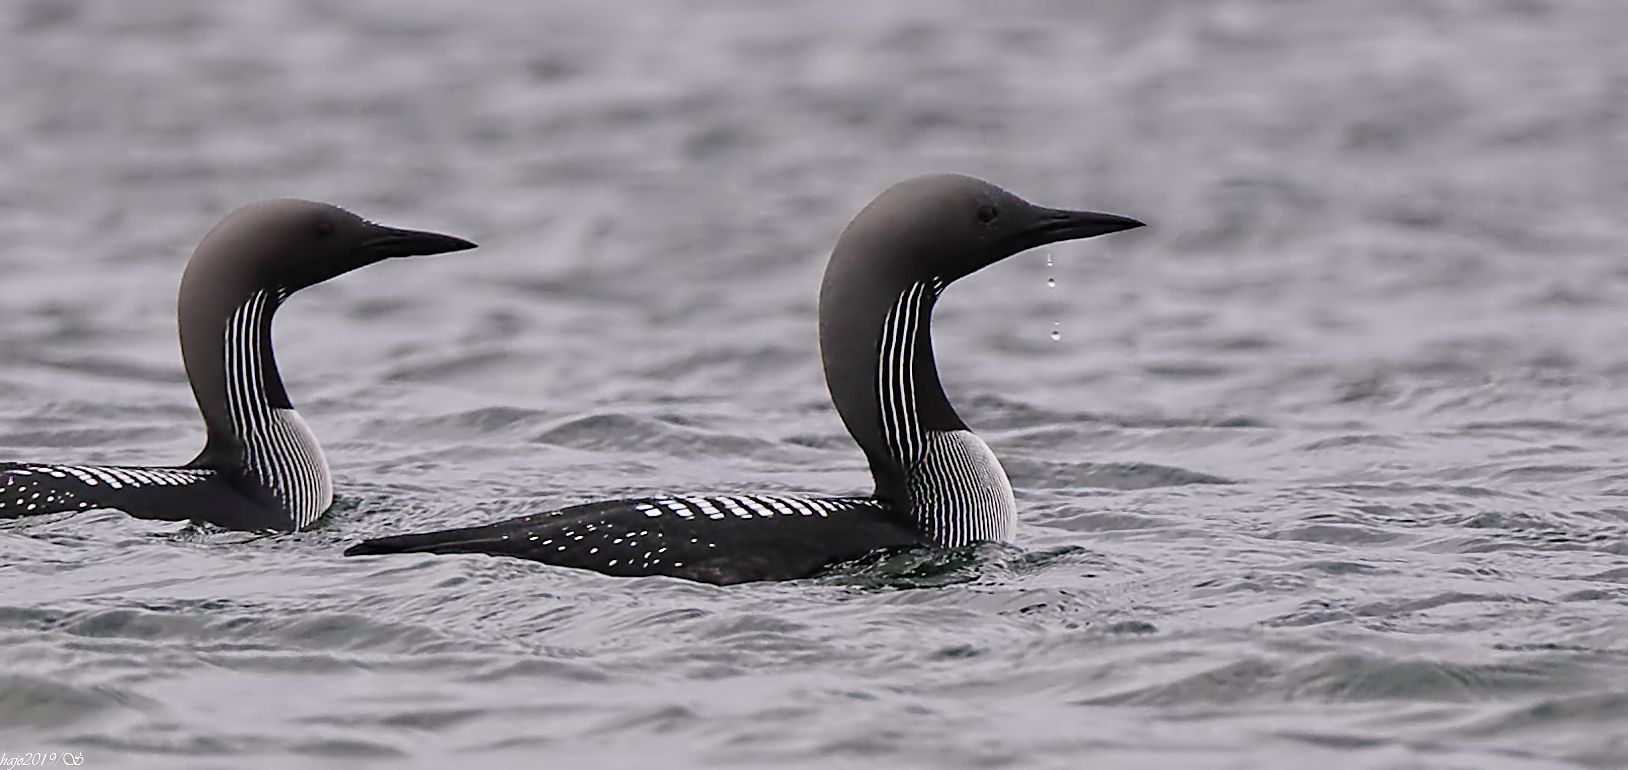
[344, 174, 1143, 584]
[0, 201, 476, 532]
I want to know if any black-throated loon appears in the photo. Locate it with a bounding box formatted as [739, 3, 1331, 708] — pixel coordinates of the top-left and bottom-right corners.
[0, 201, 476, 532]
[345, 174, 1143, 583]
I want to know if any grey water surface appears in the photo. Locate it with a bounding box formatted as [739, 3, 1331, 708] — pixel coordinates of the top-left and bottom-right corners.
[2, 1, 1626, 768]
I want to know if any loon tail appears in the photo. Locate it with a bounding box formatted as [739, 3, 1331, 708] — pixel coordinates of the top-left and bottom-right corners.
[343, 525, 500, 557]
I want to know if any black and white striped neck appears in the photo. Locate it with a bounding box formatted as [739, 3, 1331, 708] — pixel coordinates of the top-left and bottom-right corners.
[206, 289, 334, 529]
[872, 279, 1017, 546]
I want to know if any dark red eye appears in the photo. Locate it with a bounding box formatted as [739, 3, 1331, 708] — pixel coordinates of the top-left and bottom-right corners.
[975, 204, 1000, 225]
[314, 219, 334, 237]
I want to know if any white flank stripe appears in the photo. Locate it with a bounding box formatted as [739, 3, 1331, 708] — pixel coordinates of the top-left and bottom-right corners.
[720, 498, 753, 519]
[738, 497, 776, 517]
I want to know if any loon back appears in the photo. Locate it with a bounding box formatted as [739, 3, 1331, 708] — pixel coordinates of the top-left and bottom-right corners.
[0, 201, 475, 531]
[345, 174, 1143, 583]
[346, 495, 923, 586]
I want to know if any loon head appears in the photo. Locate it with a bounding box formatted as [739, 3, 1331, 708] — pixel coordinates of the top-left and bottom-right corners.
[182, 199, 477, 298]
[176, 200, 476, 475]
[820, 174, 1144, 509]
[826, 173, 1144, 288]
[179, 198, 476, 405]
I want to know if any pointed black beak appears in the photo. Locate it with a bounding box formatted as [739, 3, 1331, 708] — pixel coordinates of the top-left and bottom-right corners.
[357, 226, 478, 260]
[1030, 207, 1146, 242]
[998, 206, 1144, 256]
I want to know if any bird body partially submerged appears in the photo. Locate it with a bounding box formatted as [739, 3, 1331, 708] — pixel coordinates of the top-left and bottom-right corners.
[0, 200, 476, 531]
[346, 175, 1143, 583]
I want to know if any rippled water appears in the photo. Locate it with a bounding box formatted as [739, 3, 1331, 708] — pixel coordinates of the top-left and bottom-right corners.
[2, 1, 1626, 767]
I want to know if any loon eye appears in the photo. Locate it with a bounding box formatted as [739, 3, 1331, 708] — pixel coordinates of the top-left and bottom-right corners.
[975, 204, 1000, 225]
[314, 219, 334, 237]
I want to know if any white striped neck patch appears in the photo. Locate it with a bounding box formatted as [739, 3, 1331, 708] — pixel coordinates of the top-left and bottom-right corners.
[220, 291, 334, 530]
[875, 281, 1017, 547]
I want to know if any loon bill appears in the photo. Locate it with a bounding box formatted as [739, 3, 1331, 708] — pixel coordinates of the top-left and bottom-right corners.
[0, 201, 476, 532]
[345, 174, 1144, 584]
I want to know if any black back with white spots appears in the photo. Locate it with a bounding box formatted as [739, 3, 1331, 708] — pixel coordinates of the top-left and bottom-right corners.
[0, 462, 292, 530]
[345, 494, 924, 585]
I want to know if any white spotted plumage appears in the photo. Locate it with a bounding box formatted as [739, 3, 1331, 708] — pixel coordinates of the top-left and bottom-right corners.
[0, 463, 211, 517]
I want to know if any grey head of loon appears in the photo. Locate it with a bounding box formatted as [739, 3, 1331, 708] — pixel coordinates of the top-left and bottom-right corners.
[819, 174, 1144, 542]
[178, 200, 476, 481]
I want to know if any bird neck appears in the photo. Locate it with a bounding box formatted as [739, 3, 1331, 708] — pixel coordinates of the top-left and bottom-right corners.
[180, 288, 333, 526]
[872, 277, 965, 473]
[823, 275, 1016, 544]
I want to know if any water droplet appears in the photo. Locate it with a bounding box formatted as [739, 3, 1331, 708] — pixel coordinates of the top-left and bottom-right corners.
[1044, 252, 1060, 342]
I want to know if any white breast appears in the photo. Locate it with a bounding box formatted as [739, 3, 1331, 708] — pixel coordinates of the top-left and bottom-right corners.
[906, 429, 1017, 547]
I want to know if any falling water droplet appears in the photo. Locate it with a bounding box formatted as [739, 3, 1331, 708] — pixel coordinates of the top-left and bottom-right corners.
[1045, 252, 1060, 341]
